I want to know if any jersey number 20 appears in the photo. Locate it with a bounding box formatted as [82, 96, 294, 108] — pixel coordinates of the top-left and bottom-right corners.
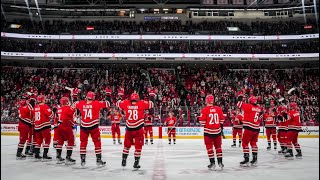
[209, 113, 219, 125]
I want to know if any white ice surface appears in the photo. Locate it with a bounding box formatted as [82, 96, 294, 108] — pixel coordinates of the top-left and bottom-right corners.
[1, 136, 319, 180]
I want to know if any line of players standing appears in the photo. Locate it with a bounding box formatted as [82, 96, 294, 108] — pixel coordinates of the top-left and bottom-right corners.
[15, 88, 178, 170]
[15, 88, 302, 170]
[230, 97, 303, 157]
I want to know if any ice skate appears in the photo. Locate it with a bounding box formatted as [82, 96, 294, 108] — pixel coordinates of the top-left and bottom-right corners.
[208, 158, 215, 171]
[231, 144, 236, 148]
[208, 163, 216, 171]
[16, 153, 26, 160]
[217, 158, 224, 170]
[295, 149, 302, 159]
[66, 158, 76, 165]
[285, 153, 294, 160]
[42, 155, 52, 162]
[285, 149, 294, 160]
[96, 154, 106, 167]
[133, 162, 141, 171]
[81, 154, 86, 167]
[133, 157, 141, 171]
[118, 140, 122, 145]
[34, 154, 42, 162]
[295, 153, 303, 159]
[240, 154, 250, 167]
[250, 156, 258, 167]
[56, 156, 65, 164]
[66, 156, 76, 165]
[121, 158, 127, 167]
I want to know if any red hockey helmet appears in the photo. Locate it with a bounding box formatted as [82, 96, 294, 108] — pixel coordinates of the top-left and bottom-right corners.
[289, 102, 298, 110]
[18, 99, 27, 106]
[248, 96, 257, 104]
[86, 91, 95, 100]
[205, 94, 215, 104]
[130, 93, 139, 101]
[36, 95, 46, 103]
[60, 97, 69, 105]
[72, 88, 79, 97]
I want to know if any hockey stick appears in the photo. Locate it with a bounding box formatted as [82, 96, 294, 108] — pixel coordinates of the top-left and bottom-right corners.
[65, 86, 74, 104]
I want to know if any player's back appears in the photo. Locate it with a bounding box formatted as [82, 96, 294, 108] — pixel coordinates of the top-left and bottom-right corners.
[288, 110, 301, 131]
[119, 100, 148, 130]
[276, 106, 288, 130]
[75, 100, 108, 128]
[200, 106, 224, 136]
[18, 104, 33, 124]
[240, 103, 261, 131]
[58, 105, 75, 127]
[34, 104, 52, 130]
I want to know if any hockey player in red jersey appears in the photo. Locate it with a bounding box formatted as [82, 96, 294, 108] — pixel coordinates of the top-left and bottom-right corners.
[237, 95, 262, 167]
[109, 109, 122, 145]
[164, 111, 177, 145]
[231, 109, 243, 148]
[34, 95, 53, 161]
[52, 104, 60, 148]
[198, 95, 225, 170]
[16, 99, 34, 159]
[74, 91, 110, 167]
[285, 102, 302, 159]
[144, 110, 154, 145]
[264, 108, 277, 150]
[26, 94, 37, 156]
[276, 105, 289, 154]
[56, 97, 76, 164]
[118, 92, 153, 170]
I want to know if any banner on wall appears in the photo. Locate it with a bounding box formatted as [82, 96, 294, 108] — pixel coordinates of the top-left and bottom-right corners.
[1, 32, 319, 40]
[1, 124, 318, 138]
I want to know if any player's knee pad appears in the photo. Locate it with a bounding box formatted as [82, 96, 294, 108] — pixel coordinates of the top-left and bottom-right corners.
[80, 140, 88, 147]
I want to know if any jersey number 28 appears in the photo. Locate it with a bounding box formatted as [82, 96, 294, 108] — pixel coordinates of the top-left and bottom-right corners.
[128, 110, 138, 120]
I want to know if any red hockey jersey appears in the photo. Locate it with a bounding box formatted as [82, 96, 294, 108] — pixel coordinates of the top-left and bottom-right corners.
[165, 117, 177, 128]
[18, 104, 34, 125]
[263, 113, 276, 128]
[75, 100, 110, 128]
[287, 110, 302, 131]
[110, 113, 122, 124]
[118, 100, 149, 130]
[34, 104, 53, 130]
[237, 101, 262, 131]
[144, 114, 153, 126]
[199, 105, 225, 136]
[57, 105, 76, 127]
[232, 114, 244, 129]
[277, 106, 288, 130]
